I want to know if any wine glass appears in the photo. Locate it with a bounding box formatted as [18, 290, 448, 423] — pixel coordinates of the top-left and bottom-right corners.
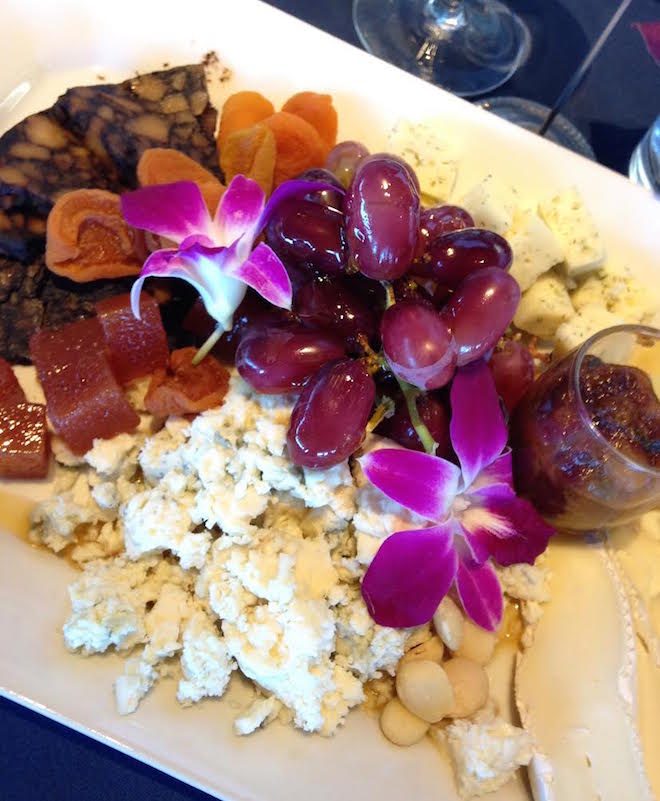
[353, 0, 531, 97]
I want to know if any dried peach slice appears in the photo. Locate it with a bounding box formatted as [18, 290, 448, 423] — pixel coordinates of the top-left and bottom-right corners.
[137, 148, 225, 213]
[220, 123, 276, 197]
[217, 91, 275, 149]
[144, 347, 230, 417]
[45, 189, 147, 282]
[282, 91, 338, 152]
[261, 111, 327, 186]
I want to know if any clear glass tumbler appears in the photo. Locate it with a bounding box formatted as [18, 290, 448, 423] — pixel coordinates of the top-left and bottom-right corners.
[629, 114, 660, 195]
[511, 325, 660, 532]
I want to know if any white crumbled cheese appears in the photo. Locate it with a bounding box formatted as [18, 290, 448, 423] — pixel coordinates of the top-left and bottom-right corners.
[445, 716, 534, 799]
[388, 119, 460, 201]
[84, 433, 140, 479]
[553, 303, 625, 358]
[513, 272, 575, 338]
[571, 262, 659, 324]
[177, 611, 236, 705]
[115, 656, 158, 715]
[506, 209, 564, 292]
[51, 437, 85, 467]
[459, 176, 518, 235]
[234, 694, 282, 736]
[538, 187, 605, 278]
[497, 562, 550, 603]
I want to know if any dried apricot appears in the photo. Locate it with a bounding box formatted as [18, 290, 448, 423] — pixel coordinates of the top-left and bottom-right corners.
[144, 347, 230, 417]
[220, 123, 276, 196]
[282, 92, 338, 151]
[261, 112, 327, 186]
[45, 189, 147, 282]
[137, 148, 225, 213]
[217, 91, 275, 149]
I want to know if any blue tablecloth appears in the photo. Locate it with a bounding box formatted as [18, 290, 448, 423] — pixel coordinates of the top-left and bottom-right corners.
[2, 1, 659, 799]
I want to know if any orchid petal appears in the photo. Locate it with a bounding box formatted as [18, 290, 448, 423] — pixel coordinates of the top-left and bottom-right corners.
[469, 450, 514, 499]
[121, 182, 210, 244]
[130, 249, 177, 319]
[214, 175, 265, 245]
[223, 242, 292, 310]
[633, 21, 660, 65]
[256, 180, 345, 231]
[450, 360, 507, 489]
[455, 554, 502, 631]
[461, 493, 555, 567]
[361, 523, 458, 628]
[359, 448, 461, 522]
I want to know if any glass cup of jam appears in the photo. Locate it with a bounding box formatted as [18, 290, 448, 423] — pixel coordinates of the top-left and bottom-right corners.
[511, 325, 660, 532]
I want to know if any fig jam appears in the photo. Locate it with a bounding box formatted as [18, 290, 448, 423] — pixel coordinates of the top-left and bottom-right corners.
[511, 355, 660, 531]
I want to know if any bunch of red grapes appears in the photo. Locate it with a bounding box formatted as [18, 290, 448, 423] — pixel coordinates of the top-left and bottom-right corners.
[216, 143, 535, 469]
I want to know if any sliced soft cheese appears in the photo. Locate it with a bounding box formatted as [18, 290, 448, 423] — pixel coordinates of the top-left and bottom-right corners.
[515, 537, 655, 801]
[507, 209, 564, 292]
[459, 176, 518, 236]
[513, 272, 574, 338]
[571, 263, 659, 325]
[538, 187, 605, 279]
[553, 303, 625, 358]
[388, 119, 460, 202]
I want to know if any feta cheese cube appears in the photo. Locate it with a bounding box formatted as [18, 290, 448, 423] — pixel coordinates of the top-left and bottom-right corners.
[507, 209, 563, 291]
[513, 272, 575, 338]
[553, 303, 625, 358]
[459, 176, 518, 235]
[388, 119, 460, 201]
[538, 187, 605, 278]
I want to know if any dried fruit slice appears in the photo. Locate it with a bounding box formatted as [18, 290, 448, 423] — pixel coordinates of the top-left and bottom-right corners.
[144, 347, 229, 417]
[217, 91, 275, 148]
[45, 189, 147, 282]
[95, 292, 169, 385]
[219, 124, 276, 196]
[0, 357, 26, 405]
[281, 92, 338, 152]
[30, 317, 139, 454]
[261, 112, 327, 186]
[0, 402, 49, 479]
[137, 148, 225, 213]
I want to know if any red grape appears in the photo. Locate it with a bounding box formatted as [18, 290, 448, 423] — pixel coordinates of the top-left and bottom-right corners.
[182, 292, 288, 363]
[265, 197, 347, 276]
[489, 340, 534, 412]
[345, 155, 420, 281]
[381, 301, 457, 390]
[415, 205, 474, 258]
[378, 392, 452, 458]
[297, 167, 344, 209]
[415, 228, 512, 285]
[294, 274, 378, 350]
[442, 267, 521, 366]
[287, 358, 376, 468]
[236, 323, 345, 394]
[325, 140, 370, 188]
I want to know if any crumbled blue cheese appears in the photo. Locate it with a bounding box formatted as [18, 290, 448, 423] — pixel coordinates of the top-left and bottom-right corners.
[507, 209, 563, 292]
[571, 263, 659, 325]
[553, 303, 625, 358]
[458, 176, 518, 235]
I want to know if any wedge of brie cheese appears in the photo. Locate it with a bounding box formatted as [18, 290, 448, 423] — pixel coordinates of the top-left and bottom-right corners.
[515, 535, 656, 801]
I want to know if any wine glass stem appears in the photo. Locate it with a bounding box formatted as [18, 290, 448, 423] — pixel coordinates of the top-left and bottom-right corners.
[425, 0, 466, 29]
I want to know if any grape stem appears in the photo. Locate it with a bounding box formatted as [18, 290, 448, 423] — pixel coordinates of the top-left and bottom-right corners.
[397, 377, 438, 455]
[192, 325, 223, 366]
[366, 395, 396, 433]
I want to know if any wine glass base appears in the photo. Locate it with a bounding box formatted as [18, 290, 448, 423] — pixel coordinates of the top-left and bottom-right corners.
[353, 0, 531, 97]
[475, 96, 596, 160]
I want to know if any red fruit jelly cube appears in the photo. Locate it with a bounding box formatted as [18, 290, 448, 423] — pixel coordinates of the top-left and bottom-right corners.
[0, 402, 49, 479]
[95, 292, 169, 385]
[0, 357, 26, 406]
[30, 318, 139, 455]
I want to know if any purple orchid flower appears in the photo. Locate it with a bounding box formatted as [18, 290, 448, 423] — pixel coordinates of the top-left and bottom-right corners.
[633, 21, 660, 65]
[121, 175, 336, 331]
[359, 359, 554, 632]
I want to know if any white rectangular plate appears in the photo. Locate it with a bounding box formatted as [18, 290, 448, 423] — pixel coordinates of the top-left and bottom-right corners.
[1, 2, 659, 800]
